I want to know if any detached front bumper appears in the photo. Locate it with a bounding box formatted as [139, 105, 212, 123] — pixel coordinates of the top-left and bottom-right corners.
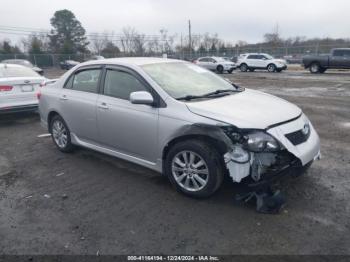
[224, 114, 321, 185]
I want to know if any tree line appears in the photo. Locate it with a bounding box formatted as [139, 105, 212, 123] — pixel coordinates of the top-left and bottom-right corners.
[1, 9, 349, 58]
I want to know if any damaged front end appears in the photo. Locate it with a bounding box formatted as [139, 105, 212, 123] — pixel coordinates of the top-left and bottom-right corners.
[219, 119, 320, 213]
[221, 124, 316, 186]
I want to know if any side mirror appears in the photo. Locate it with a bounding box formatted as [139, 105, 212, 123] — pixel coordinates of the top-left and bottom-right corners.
[130, 91, 154, 105]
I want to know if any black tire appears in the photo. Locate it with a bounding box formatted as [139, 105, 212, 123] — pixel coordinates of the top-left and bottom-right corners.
[319, 68, 327, 74]
[165, 140, 224, 198]
[248, 68, 255, 72]
[240, 63, 248, 72]
[309, 62, 321, 73]
[228, 68, 234, 74]
[267, 64, 277, 72]
[50, 115, 75, 153]
[217, 65, 224, 74]
[276, 69, 282, 73]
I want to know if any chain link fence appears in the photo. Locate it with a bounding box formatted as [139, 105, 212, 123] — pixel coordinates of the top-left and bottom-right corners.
[1, 43, 349, 68]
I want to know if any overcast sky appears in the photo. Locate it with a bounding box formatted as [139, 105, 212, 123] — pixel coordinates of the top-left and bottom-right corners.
[0, 0, 349, 44]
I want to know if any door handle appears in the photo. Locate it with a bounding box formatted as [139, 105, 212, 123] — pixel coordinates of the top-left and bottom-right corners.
[60, 95, 68, 101]
[98, 102, 109, 110]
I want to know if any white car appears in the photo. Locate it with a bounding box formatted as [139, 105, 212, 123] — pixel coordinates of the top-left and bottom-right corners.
[195, 57, 236, 74]
[237, 53, 287, 72]
[0, 63, 45, 114]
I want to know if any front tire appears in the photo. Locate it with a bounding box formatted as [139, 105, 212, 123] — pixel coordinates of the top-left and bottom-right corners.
[217, 65, 224, 74]
[240, 63, 248, 72]
[50, 115, 74, 153]
[267, 64, 277, 72]
[165, 140, 224, 198]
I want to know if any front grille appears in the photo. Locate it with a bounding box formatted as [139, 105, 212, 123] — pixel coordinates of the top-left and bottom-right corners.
[285, 129, 311, 145]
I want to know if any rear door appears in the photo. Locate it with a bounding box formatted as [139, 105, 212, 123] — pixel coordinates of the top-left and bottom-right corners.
[196, 58, 210, 69]
[58, 66, 102, 142]
[258, 55, 271, 68]
[246, 55, 259, 68]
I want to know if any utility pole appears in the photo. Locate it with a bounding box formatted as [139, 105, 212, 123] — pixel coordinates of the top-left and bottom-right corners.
[180, 33, 183, 60]
[188, 20, 192, 59]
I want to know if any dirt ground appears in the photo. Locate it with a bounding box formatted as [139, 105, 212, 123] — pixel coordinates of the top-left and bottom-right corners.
[0, 68, 349, 255]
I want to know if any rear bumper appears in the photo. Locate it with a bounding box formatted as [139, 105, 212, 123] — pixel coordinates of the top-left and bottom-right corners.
[0, 104, 38, 114]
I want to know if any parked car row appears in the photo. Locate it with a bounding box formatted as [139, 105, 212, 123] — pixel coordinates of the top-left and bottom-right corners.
[193, 53, 288, 73]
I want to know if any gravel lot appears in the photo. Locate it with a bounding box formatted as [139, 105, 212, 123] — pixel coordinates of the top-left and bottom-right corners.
[0, 68, 349, 255]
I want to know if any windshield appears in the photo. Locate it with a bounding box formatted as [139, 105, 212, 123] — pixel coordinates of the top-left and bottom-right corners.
[264, 54, 274, 59]
[0, 66, 40, 78]
[214, 57, 227, 62]
[142, 62, 237, 99]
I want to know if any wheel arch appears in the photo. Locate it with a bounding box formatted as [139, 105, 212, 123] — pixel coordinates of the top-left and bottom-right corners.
[162, 134, 227, 162]
[47, 111, 60, 132]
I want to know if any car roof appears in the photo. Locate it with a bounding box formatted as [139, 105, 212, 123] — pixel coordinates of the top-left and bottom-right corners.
[2, 59, 28, 62]
[83, 57, 182, 67]
[0, 63, 28, 69]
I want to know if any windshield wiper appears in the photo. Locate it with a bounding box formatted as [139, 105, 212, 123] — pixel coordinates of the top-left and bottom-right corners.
[176, 88, 240, 101]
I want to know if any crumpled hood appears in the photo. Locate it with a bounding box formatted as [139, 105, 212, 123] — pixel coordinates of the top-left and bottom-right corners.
[186, 89, 302, 129]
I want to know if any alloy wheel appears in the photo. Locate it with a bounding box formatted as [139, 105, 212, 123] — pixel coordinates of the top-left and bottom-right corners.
[52, 120, 68, 149]
[171, 150, 209, 192]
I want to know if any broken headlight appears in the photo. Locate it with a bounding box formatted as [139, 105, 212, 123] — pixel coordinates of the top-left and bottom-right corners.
[243, 131, 281, 152]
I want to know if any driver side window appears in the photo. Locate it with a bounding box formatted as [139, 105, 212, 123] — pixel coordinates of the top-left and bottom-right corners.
[103, 69, 147, 100]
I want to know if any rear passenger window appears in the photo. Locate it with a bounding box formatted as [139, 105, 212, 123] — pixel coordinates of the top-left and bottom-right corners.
[71, 69, 101, 93]
[103, 69, 147, 100]
[247, 55, 257, 59]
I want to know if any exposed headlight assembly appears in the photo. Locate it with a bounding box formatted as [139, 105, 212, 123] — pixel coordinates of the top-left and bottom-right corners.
[243, 131, 281, 152]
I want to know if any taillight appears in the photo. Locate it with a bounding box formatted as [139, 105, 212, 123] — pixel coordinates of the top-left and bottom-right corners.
[0, 85, 13, 92]
[37, 91, 41, 100]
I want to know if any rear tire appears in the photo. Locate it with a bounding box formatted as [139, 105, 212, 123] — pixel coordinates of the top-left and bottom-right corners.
[309, 62, 321, 73]
[50, 115, 75, 153]
[217, 65, 224, 74]
[240, 63, 248, 72]
[165, 140, 224, 198]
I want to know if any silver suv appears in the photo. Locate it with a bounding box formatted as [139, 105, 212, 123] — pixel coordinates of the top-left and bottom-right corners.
[39, 58, 320, 198]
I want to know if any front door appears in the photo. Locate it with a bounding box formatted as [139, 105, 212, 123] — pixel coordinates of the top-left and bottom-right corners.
[96, 67, 159, 163]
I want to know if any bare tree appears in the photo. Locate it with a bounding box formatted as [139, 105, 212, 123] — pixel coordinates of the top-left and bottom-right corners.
[120, 26, 138, 54]
[133, 34, 146, 55]
[90, 33, 108, 55]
